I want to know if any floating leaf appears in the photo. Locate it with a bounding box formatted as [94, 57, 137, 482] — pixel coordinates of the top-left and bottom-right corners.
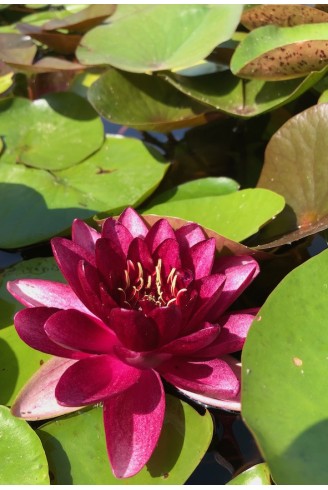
[0, 93, 104, 170]
[44, 4, 116, 32]
[0, 406, 49, 484]
[227, 463, 272, 485]
[231, 24, 328, 80]
[241, 4, 328, 30]
[38, 395, 213, 484]
[144, 177, 239, 208]
[242, 249, 328, 484]
[17, 23, 81, 55]
[0, 32, 36, 66]
[163, 67, 328, 117]
[142, 188, 285, 242]
[256, 104, 328, 247]
[0, 72, 13, 94]
[88, 69, 210, 132]
[0, 136, 168, 248]
[77, 5, 242, 72]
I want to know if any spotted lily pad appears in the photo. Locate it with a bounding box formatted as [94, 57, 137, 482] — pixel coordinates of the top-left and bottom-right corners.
[37, 395, 213, 484]
[77, 5, 242, 72]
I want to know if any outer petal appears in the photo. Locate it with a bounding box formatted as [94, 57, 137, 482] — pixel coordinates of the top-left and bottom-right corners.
[188, 239, 216, 280]
[11, 357, 81, 420]
[115, 345, 172, 369]
[160, 323, 220, 356]
[55, 355, 141, 406]
[145, 218, 175, 254]
[14, 307, 86, 359]
[109, 308, 159, 352]
[44, 309, 117, 354]
[72, 219, 100, 254]
[159, 356, 240, 400]
[103, 369, 165, 478]
[7, 279, 90, 314]
[192, 311, 256, 358]
[210, 256, 259, 318]
[118, 207, 148, 238]
[175, 223, 206, 250]
[102, 218, 133, 255]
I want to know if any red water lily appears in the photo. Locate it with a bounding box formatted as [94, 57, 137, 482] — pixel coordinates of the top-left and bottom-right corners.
[8, 208, 259, 478]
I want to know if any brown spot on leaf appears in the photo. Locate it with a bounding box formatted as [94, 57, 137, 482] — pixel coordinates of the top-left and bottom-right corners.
[241, 5, 328, 30]
[293, 357, 303, 367]
[96, 167, 116, 175]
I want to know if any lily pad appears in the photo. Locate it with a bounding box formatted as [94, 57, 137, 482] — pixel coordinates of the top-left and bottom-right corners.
[77, 5, 242, 73]
[37, 395, 213, 484]
[227, 463, 272, 485]
[0, 32, 36, 66]
[242, 249, 328, 484]
[241, 5, 328, 30]
[44, 4, 116, 32]
[0, 406, 49, 484]
[231, 23, 328, 80]
[163, 67, 328, 117]
[88, 69, 210, 132]
[142, 188, 285, 242]
[0, 135, 168, 248]
[256, 103, 328, 247]
[17, 23, 81, 55]
[0, 93, 104, 170]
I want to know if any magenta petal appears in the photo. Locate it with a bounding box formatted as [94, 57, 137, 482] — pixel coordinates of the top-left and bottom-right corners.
[95, 238, 125, 287]
[103, 369, 165, 478]
[160, 356, 240, 400]
[109, 308, 159, 351]
[148, 305, 182, 345]
[72, 219, 100, 254]
[14, 308, 85, 359]
[102, 218, 133, 255]
[210, 256, 260, 318]
[145, 219, 175, 254]
[77, 261, 104, 315]
[127, 237, 154, 272]
[7, 279, 90, 314]
[154, 238, 181, 276]
[118, 207, 148, 238]
[193, 311, 256, 358]
[11, 357, 81, 420]
[175, 223, 206, 250]
[55, 355, 141, 406]
[188, 239, 216, 280]
[45, 309, 117, 354]
[161, 323, 220, 356]
[115, 345, 172, 369]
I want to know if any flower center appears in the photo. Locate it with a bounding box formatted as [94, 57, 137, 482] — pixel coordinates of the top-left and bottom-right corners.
[117, 259, 189, 311]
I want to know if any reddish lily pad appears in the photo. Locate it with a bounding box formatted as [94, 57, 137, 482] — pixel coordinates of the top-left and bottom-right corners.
[88, 69, 210, 132]
[231, 24, 328, 80]
[256, 103, 328, 247]
[0, 32, 36, 66]
[37, 395, 213, 484]
[43, 4, 116, 32]
[241, 5, 328, 30]
[242, 249, 328, 484]
[17, 23, 81, 55]
[0, 406, 49, 484]
[77, 5, 242, 73]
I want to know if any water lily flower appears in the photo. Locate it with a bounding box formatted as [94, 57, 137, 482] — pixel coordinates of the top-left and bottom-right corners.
[8, 208, 259, 478]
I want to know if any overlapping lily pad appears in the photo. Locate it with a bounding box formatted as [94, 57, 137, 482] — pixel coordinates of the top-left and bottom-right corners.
[88, 69, 210, 132]
[256, 103, 328, 247]
[38, 395, 213, 484]
[227, 463, 271, 485]
[242, 249, 328, 484]
[43, 4, 116, 32]
[0, 135, 168, 248]
[143, 188, 285, 242]
[231, 24, 328, 80]
[0, 93, 104, 170]
[0, 406, 49, 484]
[77, 5, 242, 73]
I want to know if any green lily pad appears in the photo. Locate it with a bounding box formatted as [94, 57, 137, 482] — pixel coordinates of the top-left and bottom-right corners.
[0, 72, 13, 94]
[0, 135, 168, 249]
[227, 463, 272, 485]
[241, 4, 328, 30]
[163, 67, 328, 117]
[256, 103, 328, 247]
[242, 249, 328, 484]
[0, 257, 62, 329]
[143, 177, 239, 207]
[88, 69, 210, 132]
[142, 188, 285, 242]
[231, 23, 328, 80]
[77, 5, 242, 73]
[0, 93, 104, 170]
[0, 406, 49, 484]
[38, 394, 213, 484]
